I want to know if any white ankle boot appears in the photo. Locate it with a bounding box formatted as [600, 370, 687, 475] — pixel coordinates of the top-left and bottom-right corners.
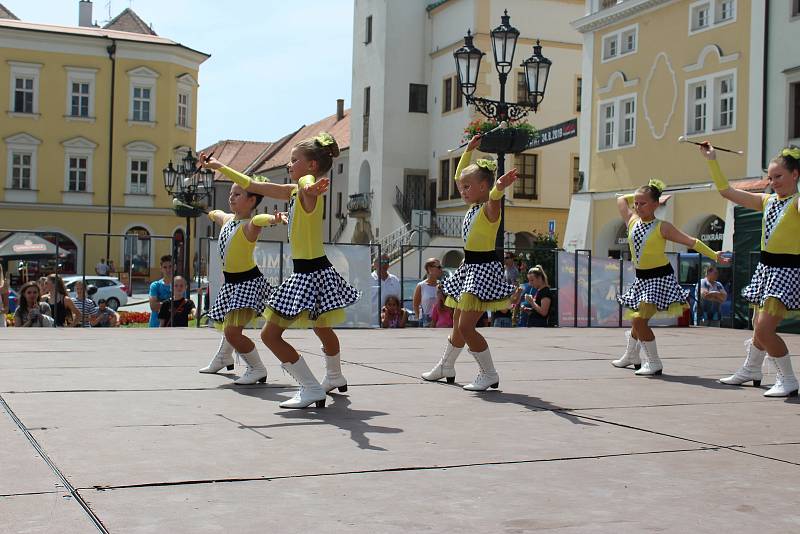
[764, 355, 799, 398]
[233, 348, 267, 385]
[422, 339, 462, 383]
[320, 348, 348, 394]
[720, 338, 765, 387]
[463, 348, 500, 391]
[279, 356, 327, 408]
[635, 340, 663, 376]
[199, 337, 235, 374]
[612, 330, 642, 369]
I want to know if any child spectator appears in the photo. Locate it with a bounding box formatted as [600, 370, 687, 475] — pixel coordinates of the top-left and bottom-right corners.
[158, 276, 196, 327]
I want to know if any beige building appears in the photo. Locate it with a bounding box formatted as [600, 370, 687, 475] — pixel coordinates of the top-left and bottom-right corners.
[565, 0, 766, 257]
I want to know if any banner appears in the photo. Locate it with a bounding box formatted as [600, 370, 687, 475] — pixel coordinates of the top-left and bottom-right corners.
[208, 241, 375, 328]
[527, 118, 578, 149]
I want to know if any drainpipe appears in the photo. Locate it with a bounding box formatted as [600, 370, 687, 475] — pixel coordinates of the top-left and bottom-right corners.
[106, 40, 117, 261]
[760, 1, 769, 170]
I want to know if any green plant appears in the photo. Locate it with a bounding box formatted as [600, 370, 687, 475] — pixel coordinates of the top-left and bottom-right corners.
[463, 118, 537, 142]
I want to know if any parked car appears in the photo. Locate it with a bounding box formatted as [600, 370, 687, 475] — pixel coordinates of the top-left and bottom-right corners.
[62, 276, 128, 310]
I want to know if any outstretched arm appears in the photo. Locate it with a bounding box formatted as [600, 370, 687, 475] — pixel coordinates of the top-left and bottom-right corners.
[661, 221, 731, 264]
[298, 175, 330, 213]
[698, 144, 765, 211]
[243, 211, 287, 241]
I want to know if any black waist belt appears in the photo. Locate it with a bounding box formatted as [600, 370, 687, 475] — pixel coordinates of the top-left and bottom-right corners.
[760, 251, 800, 268]
[293, 255, 332, 273]
[636, 263, 674, 279]
[223, 266, 262, 284]
[464, 250, 500, 264]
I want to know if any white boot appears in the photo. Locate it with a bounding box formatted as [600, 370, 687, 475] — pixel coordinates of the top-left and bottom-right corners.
[635, 340, 663, 376]
[764, 355, 799, 398]
[320, 348, 348, 394]
[422, 339, 462, 383]
[720, 338, 765, 387]
[279, 356, 327, 409]
[611, 330, 642, 370]
[233, 348, 267, 385]
[199, 337, 235, 374]
[463, 348, 500, 391]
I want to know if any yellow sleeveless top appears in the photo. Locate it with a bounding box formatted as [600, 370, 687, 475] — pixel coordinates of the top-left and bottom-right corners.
[454, 148, 500, 252]
[288, 175, 325, 259]
[215, 214, 256, 273]
[627, 216, 669, 269]
[760, 193, 800, 254]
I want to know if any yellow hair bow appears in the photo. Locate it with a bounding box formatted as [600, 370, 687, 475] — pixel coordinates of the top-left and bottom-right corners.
[648, 178, 665, 192]
[781, 147, 800, 160]
[315, 132, 335, 147]
[476, 159, 497, 172]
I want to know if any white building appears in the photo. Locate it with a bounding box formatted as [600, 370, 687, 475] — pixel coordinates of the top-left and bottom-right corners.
[765, 0, 800, 160]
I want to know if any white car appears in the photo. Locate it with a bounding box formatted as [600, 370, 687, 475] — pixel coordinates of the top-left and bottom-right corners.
[63, 276, 129, 310]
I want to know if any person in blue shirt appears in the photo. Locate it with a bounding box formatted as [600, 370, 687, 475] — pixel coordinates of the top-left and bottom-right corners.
[148, 255, 173, 327]
[697, 265, 727, 326]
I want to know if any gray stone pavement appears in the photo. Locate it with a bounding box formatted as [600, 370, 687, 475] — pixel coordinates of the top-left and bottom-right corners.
[1, 326, 799, 533]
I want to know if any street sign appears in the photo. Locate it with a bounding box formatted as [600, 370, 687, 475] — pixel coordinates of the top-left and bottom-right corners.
[411, 209, 431, 230]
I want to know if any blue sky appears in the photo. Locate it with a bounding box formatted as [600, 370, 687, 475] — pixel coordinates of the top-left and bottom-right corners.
[7, 0, 354, 148]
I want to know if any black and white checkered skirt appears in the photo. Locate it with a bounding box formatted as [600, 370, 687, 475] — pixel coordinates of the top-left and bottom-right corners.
[742, 262, 800, 311]
[443, 260, 515, 307]
[208, 270, 271, 323]
[617, 273, 688, 312]
[266, 258, 360, 326]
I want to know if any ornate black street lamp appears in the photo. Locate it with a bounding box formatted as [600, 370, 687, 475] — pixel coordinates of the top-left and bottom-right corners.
[454, 10, 552, 250]
[162, 151, 214, 278]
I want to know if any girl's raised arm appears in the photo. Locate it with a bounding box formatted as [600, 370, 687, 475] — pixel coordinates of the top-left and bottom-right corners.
[699, 144, 765, 211]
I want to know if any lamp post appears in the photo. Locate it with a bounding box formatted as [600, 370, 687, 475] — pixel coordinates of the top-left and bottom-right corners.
[454, 10, 552, 251]
[162, 151, 214, 279]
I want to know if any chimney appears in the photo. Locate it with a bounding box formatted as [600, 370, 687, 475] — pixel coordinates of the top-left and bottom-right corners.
[336, 98, 345, 121]
[78, 0, 93, 27]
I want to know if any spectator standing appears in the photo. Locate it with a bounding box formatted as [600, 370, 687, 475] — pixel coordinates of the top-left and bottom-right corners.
[515, 269, 539, 327]
[95, 258, 109, 276]
[107, 260, 116, 277]
[91, 299, 119, 327]
[524, 265, 553, 327]
[503, 252, 520, 286]
[158, 276, 196, 327]
[413, 258, 443, 327]
[429, 285, 454, 328]
[72, 280, 98, 327]
[13, 281, 53, 327]
[148, 255, 174, 327]
[698, 265, 727, 326]
[371, 254, 400, 317]
[43, 274, 78, 327]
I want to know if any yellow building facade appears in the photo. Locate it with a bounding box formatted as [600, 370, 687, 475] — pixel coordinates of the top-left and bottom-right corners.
[565, 0, 765, 257]
[0, 13, 208, 280]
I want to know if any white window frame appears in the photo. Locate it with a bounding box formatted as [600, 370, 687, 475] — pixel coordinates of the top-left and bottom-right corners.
[601, 24, 638, 63]
[64, 67, 97, 122]
[124, 141, 157, 207]
[127, 67, 159, 126]
[4, 133, 41, 202]
[61, 136, 97, 203]
[786, 72, 800, 146]
[8, 61, 42, 117]
[688, 0, 737, 35]
[175, 73, 197, 130]
[597, 92, 637, 152]
[684, 68, 737, 138]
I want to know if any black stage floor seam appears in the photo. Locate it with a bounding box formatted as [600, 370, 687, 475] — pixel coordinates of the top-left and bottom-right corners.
[0, 394, 109, 533]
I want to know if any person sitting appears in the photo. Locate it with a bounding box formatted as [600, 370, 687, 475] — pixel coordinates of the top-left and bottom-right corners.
[523, 265, 553, 327]
[13, 281, 53, 327]
[381, 295, 407, 328]
[158, 276, 196, 327]
[429, 285, 454, 328]
[697, 265, 727, 326]
[91, 299, 119, 327]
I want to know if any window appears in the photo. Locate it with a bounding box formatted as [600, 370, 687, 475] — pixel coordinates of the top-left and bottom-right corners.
[70, 82, 90, 117]
[336, 192, 343, 217]
[790, 81, 800, 140]
[130, 160, 148, 194]
[601, 24, 637, 62]
[597, 93, 637, 151]
[337, 163, 344, 174]
[14, 78, 34, 113]
[514, 154, 538, 199]
[11, 153, 32, 189]
[794, 0, 800, 17]
[9, 62, 41, 115]
[455, 81, 463, 109]
[409, 83, 427, 113]
[685, 69, 736, 136]
[576, 77, 582, 113]
[68, 157, 88, 192]
[517, 72, 531, 105]
[443, 77, 453, 112]
[132, 87, 151, 122]
[438, 159, 450, 201]
[365, 15, 372, 44]
[363, 86, 370, 151]
[177, 92, 189, 127]
[450, 157, 461, 199]
[65, 67, 97, 120]
[572, 156, 581, 193]
[689, 1, 736, 33]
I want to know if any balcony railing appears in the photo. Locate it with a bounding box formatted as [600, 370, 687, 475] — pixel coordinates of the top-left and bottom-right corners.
[347, 192, 372, 213]
[431, 214, 462, 238]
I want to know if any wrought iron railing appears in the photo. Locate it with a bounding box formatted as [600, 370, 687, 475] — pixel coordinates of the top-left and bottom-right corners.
[347, 192, 372, 214]
[431, 214, 462, 238]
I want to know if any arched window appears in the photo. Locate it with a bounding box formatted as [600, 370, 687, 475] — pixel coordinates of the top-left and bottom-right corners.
[124, 226, 151, 276]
